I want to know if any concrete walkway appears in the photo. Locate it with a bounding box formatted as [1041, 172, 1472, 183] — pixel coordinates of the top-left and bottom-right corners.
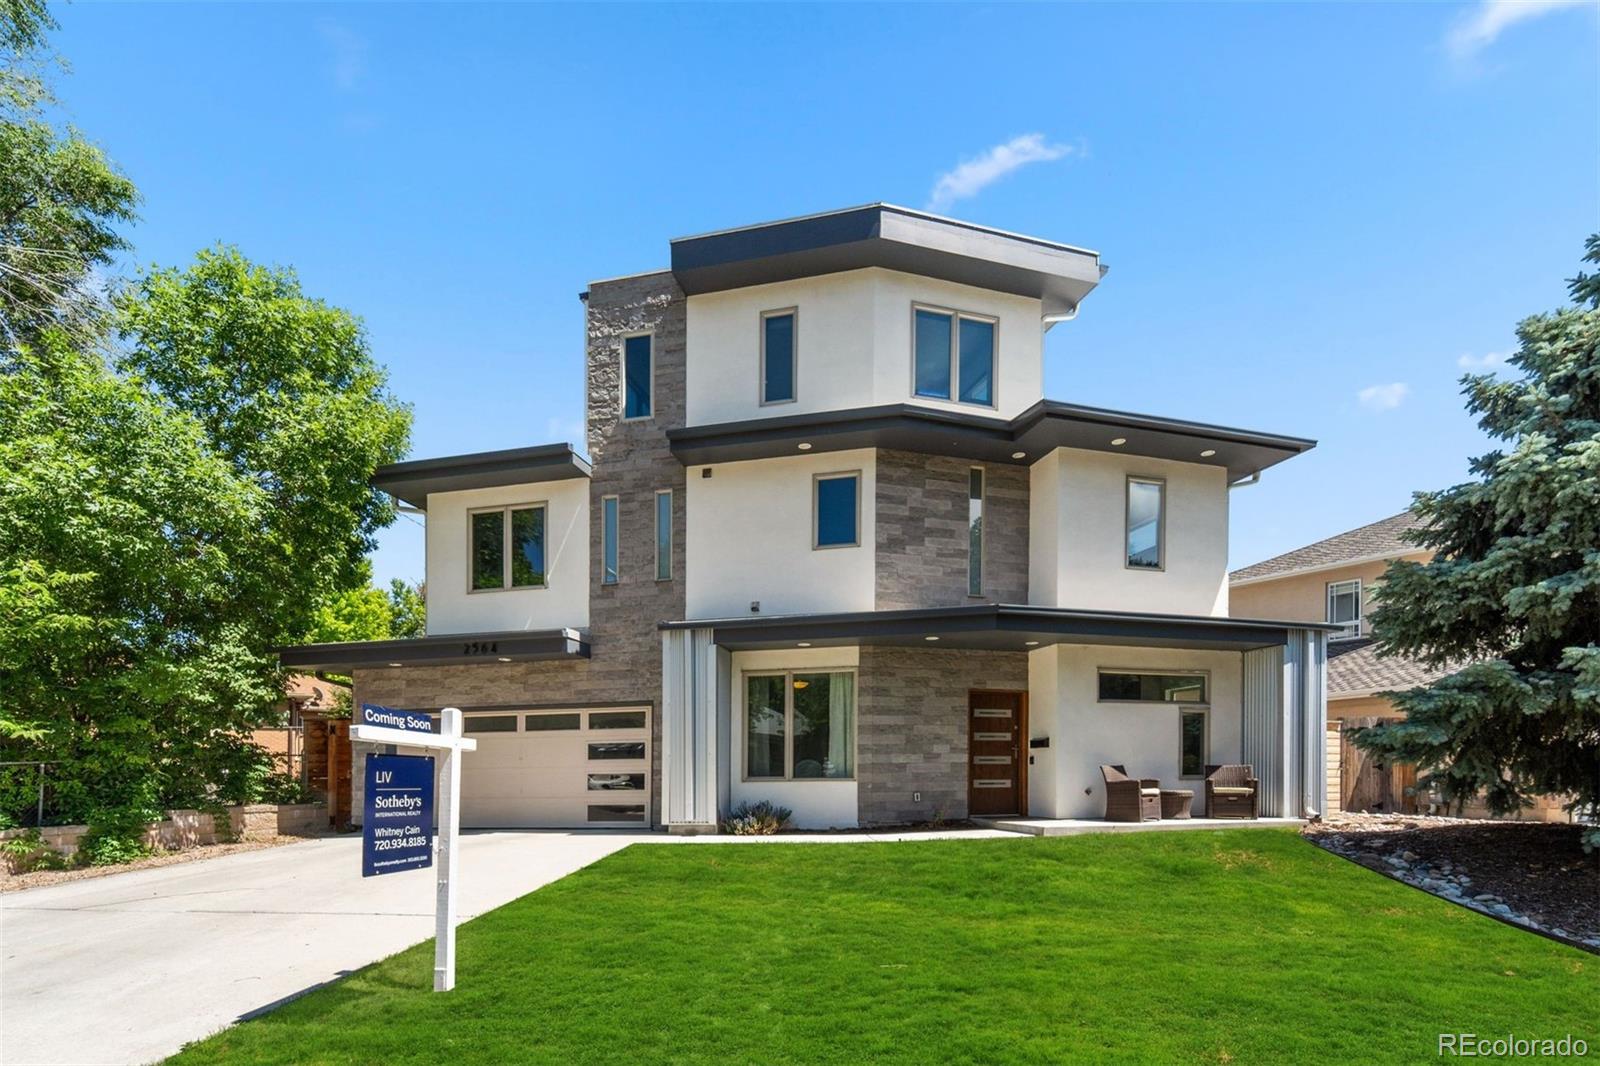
[0, 831, 646, 1066]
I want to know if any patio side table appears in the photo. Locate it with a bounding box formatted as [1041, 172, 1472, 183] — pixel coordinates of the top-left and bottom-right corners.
[1159, 789, 1194, 819]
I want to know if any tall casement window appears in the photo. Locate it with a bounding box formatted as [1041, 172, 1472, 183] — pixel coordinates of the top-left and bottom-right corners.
[469, 504, 547, 592]
[761, 309, 796, 405]
[813, 472, 860, 549]
[654, 489, 673, 581]
[913, 306, 996, 407]
[745, 671, 856, 780]
[1126, 476, 1165, 570]
[623, 334, 652, 420]
[1098, 670, 1209, 780]
[1327, 579, 1361, 639]
[968, 467, 985, 596]
[601, 495, 619, 585]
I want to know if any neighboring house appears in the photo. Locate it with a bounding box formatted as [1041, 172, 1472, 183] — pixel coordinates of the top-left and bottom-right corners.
[284, 204, 1332, 832]
[250, 673, 349, 780]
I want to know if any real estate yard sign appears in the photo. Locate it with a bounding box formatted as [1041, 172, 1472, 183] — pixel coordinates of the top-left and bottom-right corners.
[362, 753, 435, 877]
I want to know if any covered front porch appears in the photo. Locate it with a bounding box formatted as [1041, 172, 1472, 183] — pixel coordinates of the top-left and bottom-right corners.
[658, 605, 1332, 833]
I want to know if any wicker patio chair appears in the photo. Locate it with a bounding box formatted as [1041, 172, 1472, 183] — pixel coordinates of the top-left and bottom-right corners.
[1101, 764, 1161, 822]
[1204, 764, 1259, 819]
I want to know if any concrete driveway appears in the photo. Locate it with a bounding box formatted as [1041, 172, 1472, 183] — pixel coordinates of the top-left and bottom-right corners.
[0, 831, 646, 1066]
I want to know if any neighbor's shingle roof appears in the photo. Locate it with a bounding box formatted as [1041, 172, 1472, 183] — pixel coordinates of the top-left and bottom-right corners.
[1327, 638, 1455, 698]
[1230, 512, 1426, 584]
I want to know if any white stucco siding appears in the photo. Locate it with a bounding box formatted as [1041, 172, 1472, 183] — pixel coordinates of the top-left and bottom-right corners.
[685, 449, 876, 619]
[684, 268, 1044, 426]
[424, 479, 591, 635]
[1035, 644, 1244, 819]
[1026, 646, 1058, 816]
[726, 648, 861, 829]
[1032, 447, 1230, 617]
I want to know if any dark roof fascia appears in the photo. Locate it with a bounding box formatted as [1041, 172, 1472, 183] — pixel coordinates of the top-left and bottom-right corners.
[660, 605, 1339, 653]
[669, 204, 1103, 315]
[279, 629, 589, 671]
[667, 402, 1316, 479]
[373, 444, 591, 510]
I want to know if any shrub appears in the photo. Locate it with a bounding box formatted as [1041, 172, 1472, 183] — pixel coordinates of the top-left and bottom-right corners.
[720, 801, 793, 836]
[0, 829, 66, 873]
[79, 805, 157, 866]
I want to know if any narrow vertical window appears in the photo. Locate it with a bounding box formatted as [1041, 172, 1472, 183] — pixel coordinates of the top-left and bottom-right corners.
[761, 310, 796, 405]
[1126, 477, 1165, 570]
[814, 473, 860, 549]
[508, 505, 546, 588]
[957, 318, 994, 405]
[623, 334, 652, 419]
[601, 495, 619, 585]
[654, 489, 672, 581]
[968, 467, 984, 596]
[1327, 579, 1361, 639]
[471, 511, 505, 591]
[1180, 710, 1207, 778]
[913, 309, 952, 400]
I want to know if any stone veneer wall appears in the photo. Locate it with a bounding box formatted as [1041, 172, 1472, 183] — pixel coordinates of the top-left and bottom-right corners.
[874, 450, 1029, 609]
[354, 271, 687, 827]
[856, 646, 1028, 825]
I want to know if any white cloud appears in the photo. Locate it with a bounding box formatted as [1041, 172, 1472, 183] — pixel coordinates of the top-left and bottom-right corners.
[1358, 382, 1410, 412]
[1457, 350, 1509, 370]
[317, 19, 368, 91]
[1445, 0, 1588, 61]
[926, 134, 1073, 213]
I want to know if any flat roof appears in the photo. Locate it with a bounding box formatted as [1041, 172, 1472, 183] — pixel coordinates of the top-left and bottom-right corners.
[662, 605, 1338, 654]
[279, 629, 589, 671]
[666, 401, 1314, 481]
[373, 444, 591, 510]
[670, 203, 1104, 316]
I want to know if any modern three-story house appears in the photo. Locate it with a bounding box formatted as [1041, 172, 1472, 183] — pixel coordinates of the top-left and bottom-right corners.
[286, 204, 1332, 831]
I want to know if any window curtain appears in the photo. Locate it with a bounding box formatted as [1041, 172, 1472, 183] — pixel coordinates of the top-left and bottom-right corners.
[827, 673, 854, 779]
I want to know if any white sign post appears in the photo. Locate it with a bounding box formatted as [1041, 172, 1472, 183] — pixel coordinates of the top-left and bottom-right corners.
[351, 704, 476, 992]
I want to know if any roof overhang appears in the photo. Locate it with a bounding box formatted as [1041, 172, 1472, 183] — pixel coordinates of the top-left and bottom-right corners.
[373, 444, 591, 510]
[666, 401, 1314, 481]
[279, 629, 589, 671]
[670, 204, 1103, 316]
[661, 605, 1339, 654]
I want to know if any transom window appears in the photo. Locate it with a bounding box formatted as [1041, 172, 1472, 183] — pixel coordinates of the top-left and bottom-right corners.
[1327, 579, 1362, 640]
[913, 306, 996, 407]
[761, 309, 796, 405]
[1098, 670, 1208, 703]
[745, 671, 856, 780]
[623, 334, 652, 419]
[470, 504, 547, 591]
[1126, 477, 1165, 570]
[814, 472, 860, 549]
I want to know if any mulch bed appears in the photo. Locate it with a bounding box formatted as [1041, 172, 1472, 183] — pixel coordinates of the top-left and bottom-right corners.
[1304, 813, 1599, 949]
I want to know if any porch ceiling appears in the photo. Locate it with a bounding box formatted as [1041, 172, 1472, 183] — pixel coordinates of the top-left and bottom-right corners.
[661, 605, 1337, 654]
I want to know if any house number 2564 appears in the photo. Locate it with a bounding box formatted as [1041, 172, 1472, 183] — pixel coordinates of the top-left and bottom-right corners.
[462, 641, 500, 656]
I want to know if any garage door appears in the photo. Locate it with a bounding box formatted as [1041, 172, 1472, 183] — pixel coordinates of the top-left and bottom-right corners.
[457, 707, 650, 828]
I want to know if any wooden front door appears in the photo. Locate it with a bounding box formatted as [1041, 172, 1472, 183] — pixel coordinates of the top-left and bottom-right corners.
[968, 691, 1025, 817]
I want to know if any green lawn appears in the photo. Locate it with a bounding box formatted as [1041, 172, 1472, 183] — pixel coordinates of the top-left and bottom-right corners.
[172, 830, 1596, 1065]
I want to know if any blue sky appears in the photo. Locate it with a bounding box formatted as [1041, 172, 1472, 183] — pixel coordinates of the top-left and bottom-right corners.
[49, 1, 1598, 588]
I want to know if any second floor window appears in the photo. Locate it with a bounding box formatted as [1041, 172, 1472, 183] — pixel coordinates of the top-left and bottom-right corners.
[761, 309, 796, 404]
[1126, 477, 1165, 570]
[1327, 579, 1361, 639]
[601, 496, 619, 585]
[470, 504, 546, 591]
[814, 472, 860, 548]
[914, 306, 996, 407]
[655, 489, 672, 581]
[623, 334, 652, 419]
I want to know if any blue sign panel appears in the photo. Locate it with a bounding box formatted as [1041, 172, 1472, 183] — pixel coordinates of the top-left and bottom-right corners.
[362, 754, 434, 878]
[360, 703, 436, 734]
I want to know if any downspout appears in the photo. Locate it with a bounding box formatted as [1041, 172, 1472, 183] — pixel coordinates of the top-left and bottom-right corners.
[1041, 305, 1079, 333]
[1228, 472, 1261, 490]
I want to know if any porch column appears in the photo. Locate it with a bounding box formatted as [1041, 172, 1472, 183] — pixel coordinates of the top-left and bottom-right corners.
[660, 628, 721, 833]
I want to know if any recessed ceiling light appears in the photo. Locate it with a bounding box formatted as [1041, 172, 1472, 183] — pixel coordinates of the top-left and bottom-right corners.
[797, 642, 811, 648]
[1025, 640, 1040, 647]
[1011, 451, 1026, 460]
[388, 662, 404, 668]
[1200, 449, 1216, 458]
[797, 442, 812, 451]
[924, 635, 940, 642]
[496, 656, 512, 662]
[1111, 437, 1127, 446]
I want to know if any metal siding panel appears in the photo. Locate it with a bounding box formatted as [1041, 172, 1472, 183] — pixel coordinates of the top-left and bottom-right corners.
[1241, 645, 1284, 817]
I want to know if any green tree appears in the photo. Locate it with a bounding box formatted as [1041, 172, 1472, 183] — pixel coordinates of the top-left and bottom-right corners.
[304, 584, 393, 646]
[387, 578, 426, 639]
[1355, 236, 1600, 844]
[0, 0, 138, 349]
